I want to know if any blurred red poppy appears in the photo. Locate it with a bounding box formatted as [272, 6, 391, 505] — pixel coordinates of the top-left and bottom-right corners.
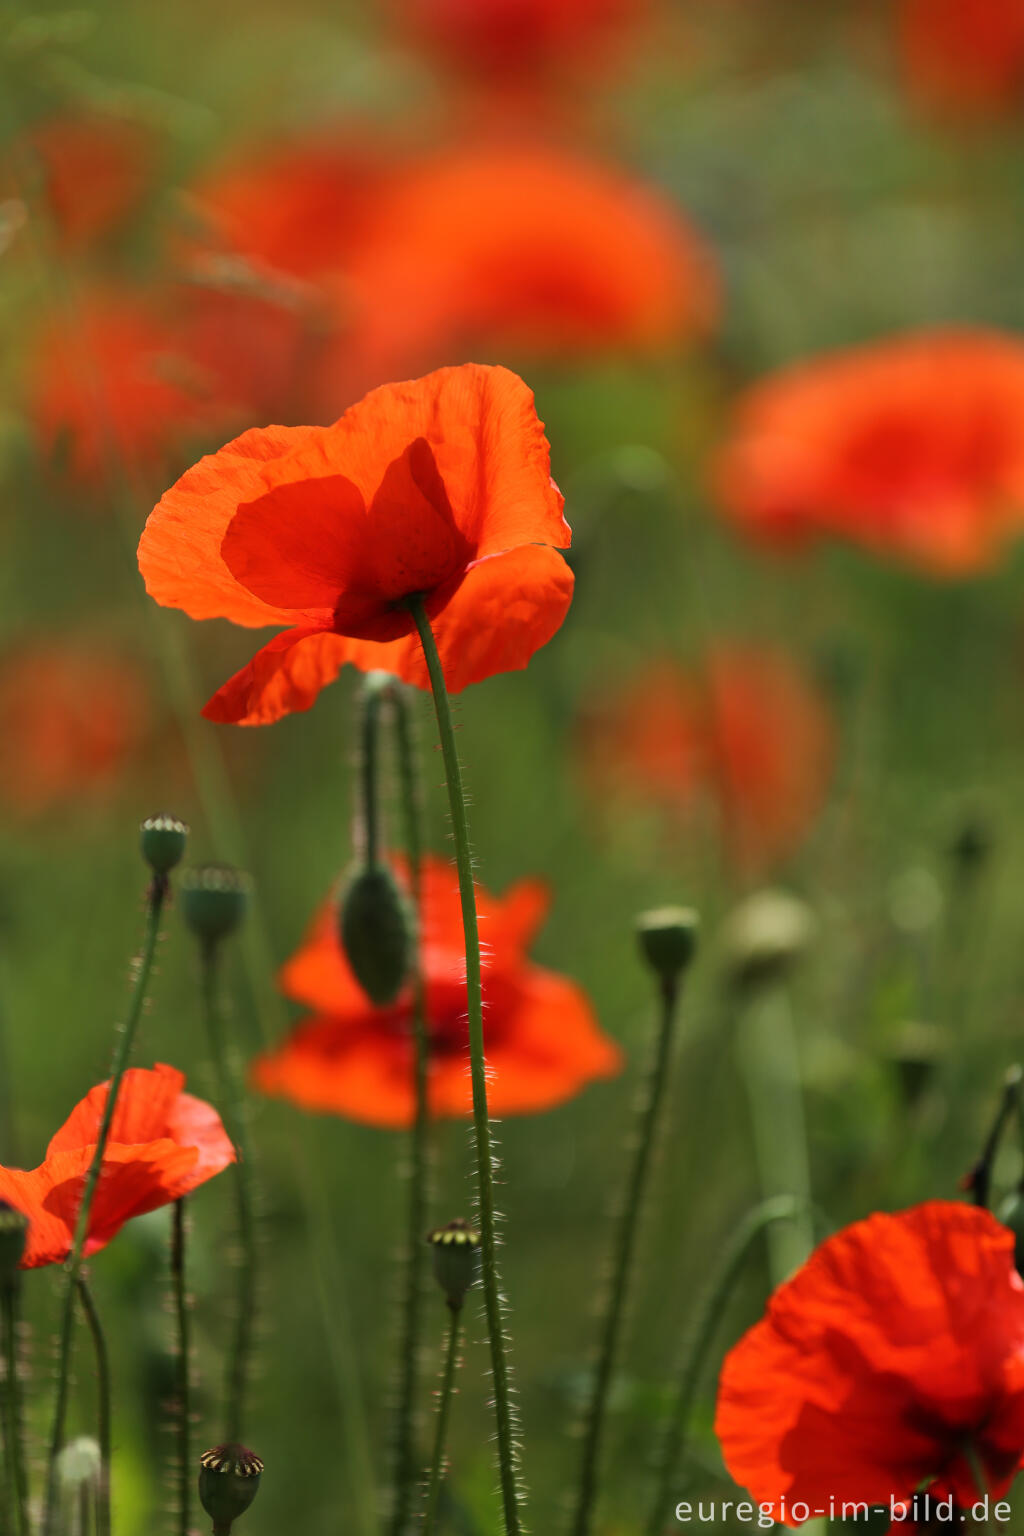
[18, 114, 154, 250]
[900, 0, 1024, 120]
[579, 649, 834, 877]
[0, 642, 150, 813]
[714, 330, 1024, 575]
[0, 1065, 234, 1269]
[715, 1202, 1024, 1520]
[252, 855, 620, 1127]
[138, 362, 574, 724]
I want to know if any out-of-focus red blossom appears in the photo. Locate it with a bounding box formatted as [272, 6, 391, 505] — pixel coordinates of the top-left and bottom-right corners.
[252, 855, 620, 1127]
[715, 1202, 1024, 1521]
[714, 330, 1024, 576]
[579, 649, 834, 877]
[0, 642, 150, 813]
[138, 362, 574, 725]
[18, 114, 154, 250]
[0, 1065, 234, 1268]
[900, 0, 1024, 120]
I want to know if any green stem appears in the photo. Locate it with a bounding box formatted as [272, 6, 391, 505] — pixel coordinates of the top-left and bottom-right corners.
[422, 1307, 463, 1536]
[644, 1198, 800, 1536]
[1, 1284, 29, 1536]
[388, 682, 432, 1536]
[199, 941, 256, 1443]
[572, 973, 684, 1536]
[44, 877, 168, 1535]
[76, 1279, 111, 1536]
[171, 1200, 191, 1536]
[408, 599, 524, 1536]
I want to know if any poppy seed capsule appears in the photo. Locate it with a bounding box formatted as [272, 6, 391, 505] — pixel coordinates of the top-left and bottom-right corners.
[722, 888, 816, 990]
[198, 1444, 263, 1530]
[428, 1219, 481, 1309]
[0, 1200, 27, 1290]
[635, 907, 700, 984]
[140, 813, 188, 875]
[339, 863, 413, 1007]
[181, 865, 252, 945]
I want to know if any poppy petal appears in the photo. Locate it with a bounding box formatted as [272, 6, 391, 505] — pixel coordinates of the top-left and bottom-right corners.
[201, 626, 350, 726]
[47, 1062, 185, 1155]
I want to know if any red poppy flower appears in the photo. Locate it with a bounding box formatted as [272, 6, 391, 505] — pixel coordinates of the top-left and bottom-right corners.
[0, 641, 151, 813]
[713, 330, 1024, 576]
[137, 362, 574, 724]
[0, 1065, 234, 1269]
[252, 854, 620, 1127]
[900, 0, 1024, 121]
[579, 649, 834, 877]
[715, 1202, 1024, 1521]
[19, 114, 154, 250]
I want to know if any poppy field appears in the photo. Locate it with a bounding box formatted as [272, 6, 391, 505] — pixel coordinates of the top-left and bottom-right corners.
[8, 1, 1024, 1534]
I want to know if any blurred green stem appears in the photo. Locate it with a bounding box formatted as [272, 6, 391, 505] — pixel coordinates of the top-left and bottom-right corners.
[1, 1283, 29, 1536]
[44, 875, 168, 1536]
[422, 1307, 463, 1536]
[76, 1279, 111, 1536]
[199, 939, 257, 1442]
[572, 971, 685, 1536]
[409, 599, 524, 1536]
[171, 1200, 191, 1536]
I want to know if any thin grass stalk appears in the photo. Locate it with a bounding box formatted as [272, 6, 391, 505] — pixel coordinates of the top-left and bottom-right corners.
[171, 1200, 191, 1536]
[1, 1283, 29, 1536]
[408, 598, 524, 1536]
[422, 1308, 463, 1536]
[76, 1279, 111, 1536]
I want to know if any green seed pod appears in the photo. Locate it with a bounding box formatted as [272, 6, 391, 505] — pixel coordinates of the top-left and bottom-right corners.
[428, 1218, 481, 1310]
[339, 864, 413, 1007]
[139, 814, 189, 876]
[198, 1444, 263, 1531]
[635, 907, 700, 985]
[181, 865, 252, 945]
[0, 1200, 27, 1291]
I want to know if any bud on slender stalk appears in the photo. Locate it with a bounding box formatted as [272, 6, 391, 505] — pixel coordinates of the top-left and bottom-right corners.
[198, 1444, 262, 1533]
[340, 864, 414, 1007]
[0, 1200, 27, 1294]
[635, 907, 699, 988]
[181, 865, 252, 946]
[139, 814, 189, 878]
[428, 1219, 481, 1310]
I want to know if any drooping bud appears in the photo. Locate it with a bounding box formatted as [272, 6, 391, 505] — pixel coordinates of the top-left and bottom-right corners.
[140, 814, 188, 876]
[339, 864, 413, 1007]
[635, 907, 699, 987]
[181, 865, 252, 947]
[428, 1219, 481, 1310]
[722, 889, 816, 990]
[0, 1200, 27, 1291]
[198, 1444, 263, 1531]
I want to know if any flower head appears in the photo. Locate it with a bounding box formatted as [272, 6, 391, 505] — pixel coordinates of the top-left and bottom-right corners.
[0, 1065, 234, 1268]
[138, 362, 574, 724]
[900, 0, 1024, 121]
[714, 330, 1024, 575]
[252, 854, 621, 1127]
[715, 1202, 1024, 1521]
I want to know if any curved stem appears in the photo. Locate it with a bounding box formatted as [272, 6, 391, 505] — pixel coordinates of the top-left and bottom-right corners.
[76, 1279, 111, 1536]
[44, 878, 168, 1535]
[388, 682, 432, 1536]
[200, 941, 256, 1443]
[1, 1285, 29, 1536]
[422, 1307, 463, 1536]
[408, 599, 524, 1536]
[572, 974, 684, 1536]
[171, 1200, 191, 1536]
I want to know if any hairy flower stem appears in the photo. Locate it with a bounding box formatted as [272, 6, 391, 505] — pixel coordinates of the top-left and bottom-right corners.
[409, 599, 525, 1536]
[572, 972, 685, 1536]
[644, 1198, 800, 1536]
[387, 682, 432, 1536]
[199, 939, 257, 1442]
[422, 1306, 463, 1536]
[171, 1200, 191, 1536]
[43, 875, 168, 1535]
[76, 1279, 111, 1536]
[1, 1284, 29, 1536]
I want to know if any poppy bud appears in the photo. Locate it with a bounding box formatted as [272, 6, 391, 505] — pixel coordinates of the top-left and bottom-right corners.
[428, 1219, 481, 1310]
[339, 864, 413, 1007]
[181, 865, 252, 946]
[722, 889, 816, 990]
[198, 1444, 263, 1531]
[635, 906, 699, 985]
[885, 1021, 949, 1107]
[0, 1200, 27, 1291]
[140, 813, 188, 876]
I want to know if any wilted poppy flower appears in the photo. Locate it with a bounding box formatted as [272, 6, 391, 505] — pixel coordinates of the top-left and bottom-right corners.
[714, 330, 1024, 575]
[0, 641, 150, 813]
[579, 649, 834, 877]
[0, 1065, 234, 1268]
[137, 362, 574, 724]
[900, 0, 1024, 121]
[715, 1202, 1024, 1521]
[252, 854, 620, 1127]
[17, 113, 154, 251]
